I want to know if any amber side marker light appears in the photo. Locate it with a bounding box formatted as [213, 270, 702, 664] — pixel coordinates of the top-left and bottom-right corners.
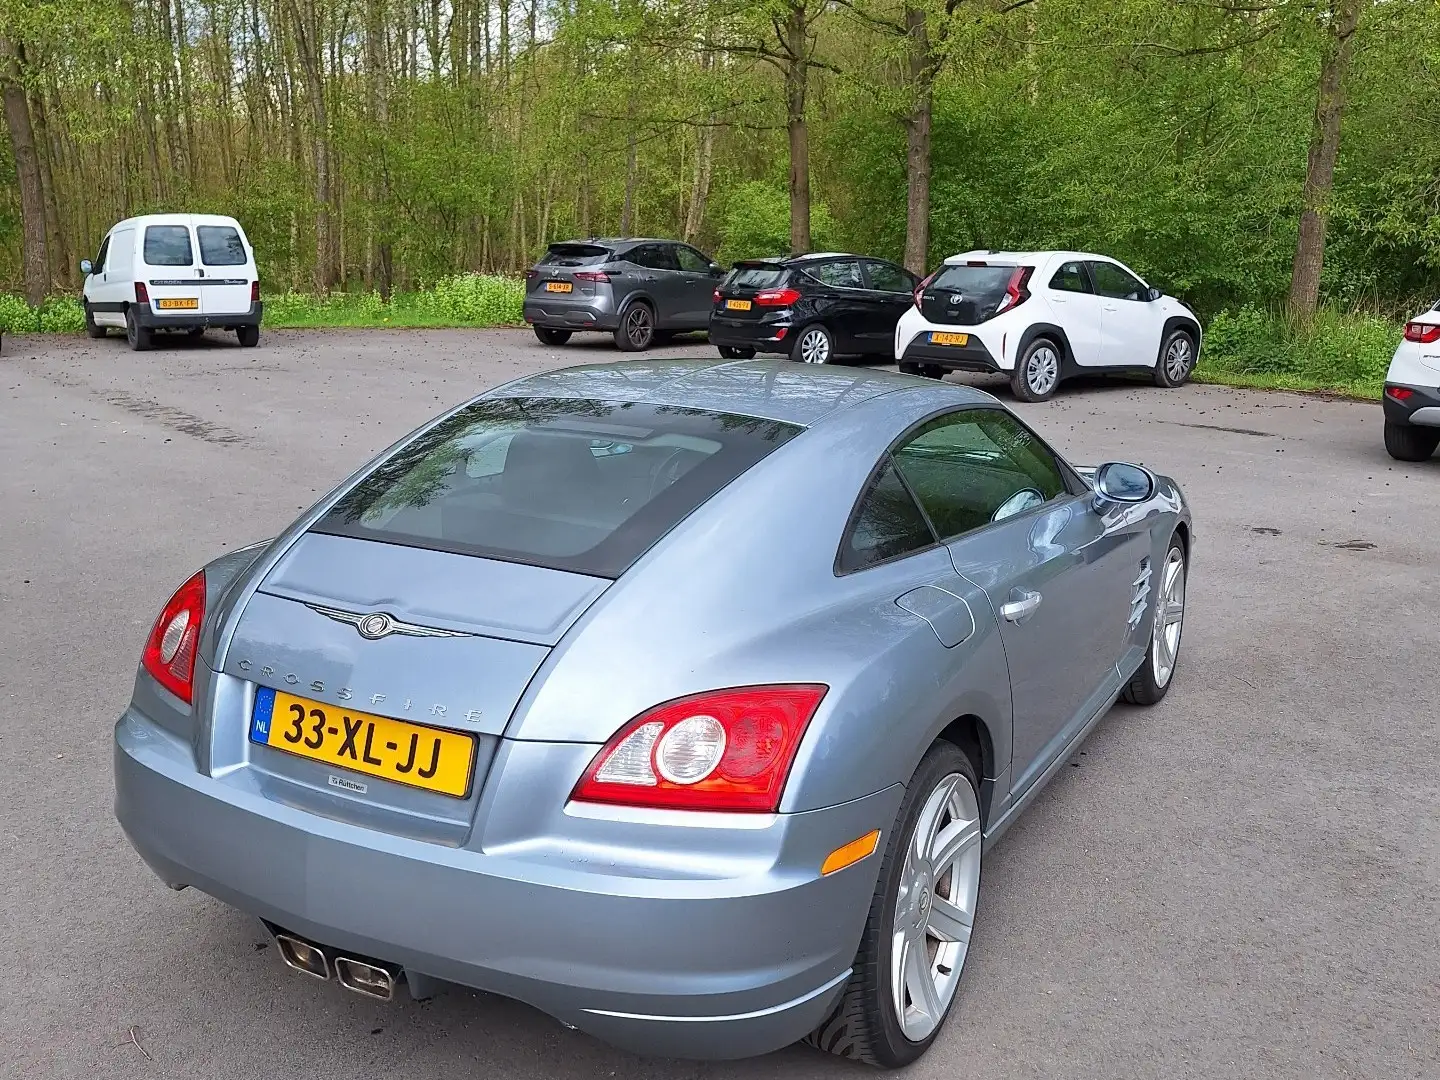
[821, 830, 881, 876]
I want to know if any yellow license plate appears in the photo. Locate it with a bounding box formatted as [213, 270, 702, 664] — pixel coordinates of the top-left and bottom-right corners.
[726, 299, 752, 311]
[929, 332, 969, 346]
[157, 298, 199, 310]
[545, 281, 573, 293]
[249, 688, 476, 798]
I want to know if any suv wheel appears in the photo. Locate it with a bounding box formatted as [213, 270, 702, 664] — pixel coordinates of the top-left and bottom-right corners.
[1154, 330, 1196, 388]
[1384, 421, 1440, 462]
[793, 324, 834, 364]
[84, 302, 106, 339]
[125, 307, 153, 352]
[1011, 338, 1061, 401]
[533, 326, 572, 346]
[614, 303, 655, 351]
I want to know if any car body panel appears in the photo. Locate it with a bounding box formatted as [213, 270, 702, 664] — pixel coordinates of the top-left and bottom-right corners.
[1383, 306, 1440, 428]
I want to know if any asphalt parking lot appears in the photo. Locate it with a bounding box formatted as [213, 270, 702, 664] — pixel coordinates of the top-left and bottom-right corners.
[2, 328, 1437, 1080]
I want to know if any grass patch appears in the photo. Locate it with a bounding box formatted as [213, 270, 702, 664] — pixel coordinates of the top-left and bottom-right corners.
[264, 273, 524, 328]
[1195, 305, 1396, 400]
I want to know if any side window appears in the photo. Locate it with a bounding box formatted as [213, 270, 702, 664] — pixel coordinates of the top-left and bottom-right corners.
[1089, 261, 1145, 301]
[863, 260, 912, 293]
[197, 225, 247, 266]
[634, 245, 679, 271]
[1048, 261, 1091, 294]
[808, 260, 864, 289]
[891, 410, 1069, 540]
[837, 458, 937, 573]
[95, 236, 111, 271]
[143, 225, 195, 266]
[674, 246, 711, 273]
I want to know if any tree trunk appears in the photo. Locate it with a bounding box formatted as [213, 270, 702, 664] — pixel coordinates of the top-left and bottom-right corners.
[24, 69, 68, 288]
[0, 38, 48, 305]
[685, 119, 715, 242]
[292, 0, 334, 291]
[1287, 0, 1363, 320]
[783, 4, 811, 254]
[902, 6, 932, 275]
[366, 0, 393, 298]
[620, 79, 638, 235]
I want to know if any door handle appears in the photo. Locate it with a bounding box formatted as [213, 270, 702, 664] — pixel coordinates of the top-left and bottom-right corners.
[1103, 304, 1118, 312]
[1000, 590, 1042, 622]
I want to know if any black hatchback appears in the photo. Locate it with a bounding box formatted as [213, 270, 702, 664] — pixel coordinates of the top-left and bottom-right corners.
[709, 253, 919, 365]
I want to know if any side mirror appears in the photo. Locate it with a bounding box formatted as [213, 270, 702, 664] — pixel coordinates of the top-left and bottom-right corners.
[1093, 462, 1154, 503]
[80, 259, 93, 275]
[1145, 286, 1162, 302]
[709, 262, 723, 277]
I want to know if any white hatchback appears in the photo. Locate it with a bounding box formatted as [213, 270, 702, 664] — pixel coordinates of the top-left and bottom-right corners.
[81, 213, 262, 351]
[1381, 303, 1440, 461]
[895, 250, 1201, 401]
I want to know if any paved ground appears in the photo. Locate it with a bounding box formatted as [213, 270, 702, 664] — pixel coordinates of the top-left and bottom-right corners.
[2, 328, 1437, 1080]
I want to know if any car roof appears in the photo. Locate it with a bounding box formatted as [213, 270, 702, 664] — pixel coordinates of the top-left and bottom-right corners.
[941, 249, 1112, 265]
[111, 213, 245, 230]
[735, 252, 866, 267]
[548, 238, 676, 248]
[487, 358, 996, 427]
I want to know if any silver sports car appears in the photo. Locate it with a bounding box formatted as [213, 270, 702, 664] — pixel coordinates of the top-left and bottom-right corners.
[114, 359, 1192, 1068]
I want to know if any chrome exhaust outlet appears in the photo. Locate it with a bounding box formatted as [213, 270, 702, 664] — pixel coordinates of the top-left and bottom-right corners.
[334, 956, 396, 1001]
[275, 934, 329, 981]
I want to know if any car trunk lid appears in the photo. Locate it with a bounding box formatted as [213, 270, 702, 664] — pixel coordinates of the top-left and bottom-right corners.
[919, 261, 1020, 326]
[528, 243, 616, 300]
[716, 261, 791, 320]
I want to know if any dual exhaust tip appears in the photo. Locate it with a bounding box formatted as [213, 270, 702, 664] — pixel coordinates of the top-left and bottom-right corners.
[274, 931, 398, 1002]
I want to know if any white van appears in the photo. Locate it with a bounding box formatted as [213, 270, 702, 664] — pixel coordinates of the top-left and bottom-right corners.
[81, 213, 262, 351]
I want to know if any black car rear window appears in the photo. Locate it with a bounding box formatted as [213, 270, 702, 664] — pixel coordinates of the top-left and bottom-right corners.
[144, 225, 194, 266]
[197, 225, 247, 266]
[313, 398, 802, 578]
[728, 265, 787, 289]
[542, 243, 610, 266]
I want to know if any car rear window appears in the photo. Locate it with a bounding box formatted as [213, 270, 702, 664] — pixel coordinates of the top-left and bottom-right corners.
[197, 225, 247, 266]
[541, 243, 611, 267]
[928, 265, 1016, 313]
[313, 398, 802, 578]
[727, 265, 787, 290]
[143, 225, 194, 266]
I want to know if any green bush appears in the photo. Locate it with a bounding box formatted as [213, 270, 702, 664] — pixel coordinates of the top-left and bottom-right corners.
[0, 294, 85, 334]
[1198, 305, 1398, 395]
[416, 274, 525, 324]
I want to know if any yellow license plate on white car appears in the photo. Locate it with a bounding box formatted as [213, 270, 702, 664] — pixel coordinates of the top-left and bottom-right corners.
[158, 298, 199, 310]
[929, 332, 969, 346]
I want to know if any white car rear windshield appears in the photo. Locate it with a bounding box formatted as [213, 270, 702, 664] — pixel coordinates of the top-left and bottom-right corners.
[144, 225, 194, 266]
[312, 398, 801, 577]
[197, 226, 247, 266]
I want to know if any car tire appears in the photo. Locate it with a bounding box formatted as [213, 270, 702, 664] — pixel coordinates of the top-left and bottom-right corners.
[807, 742, 982, 1068]
[614, 302, 656, 351]
[718, 346, 755, 359]
[187, 326, 206, 340]
[236, 325, 260, 348]
[1383, 421, 1440, 462]
[792, 324, 834, 365]
[1122, 535, 1187, 705]
[1011, 337, 1062, 401]
[84, 302, 107, 339]
[125, 307, 152, 352]
[533, 326, 572, 346]
[1154, 329, 1197, 388]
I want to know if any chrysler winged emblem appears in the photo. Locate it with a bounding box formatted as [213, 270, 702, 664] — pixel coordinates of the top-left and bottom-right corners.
[304, 603, 470, 640]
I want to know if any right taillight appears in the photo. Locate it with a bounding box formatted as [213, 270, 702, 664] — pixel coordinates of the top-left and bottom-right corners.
[250, 280, 261, 303]
[754, 287, 802, 307]
[571, 685, 828, 813]
[141, 571, 206, 704]
[713, 288, 722, 304]
[1404, 322, 1440, 344]
[134, 281, 150, 304]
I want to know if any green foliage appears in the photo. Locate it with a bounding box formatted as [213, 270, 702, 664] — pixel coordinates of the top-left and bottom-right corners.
[264, 275, 524, 329]
[717, 182, 840, 263]
[0, 294, 83, 333]
[1197, 306, 1397, 397]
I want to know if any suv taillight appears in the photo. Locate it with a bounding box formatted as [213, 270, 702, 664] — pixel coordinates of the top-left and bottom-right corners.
[571, 685, 828, 812]
[141, 572, 206, 704]
[1404, 321, 1440, 344]
[134, 282, 150, 304]
[574, 270, 610, 283]
[754, 287, 802, 307]
[994, 266, 1034, 315]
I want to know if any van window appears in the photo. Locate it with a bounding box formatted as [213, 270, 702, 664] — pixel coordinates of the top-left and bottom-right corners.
[197, 226, 247, 266]
[144, 225, 195, 266]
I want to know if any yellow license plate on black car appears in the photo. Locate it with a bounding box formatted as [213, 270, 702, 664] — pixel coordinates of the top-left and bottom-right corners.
[726, 299, 752, 311]
[249, 688, 476, 797]
[929, 331, 969, 346]
[545, 281, 572, 293]
[158, 298, 199, 310]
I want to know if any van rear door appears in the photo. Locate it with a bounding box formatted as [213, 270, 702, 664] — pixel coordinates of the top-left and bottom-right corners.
[195, 219, 253, 316]
[141, 221, 204, 320]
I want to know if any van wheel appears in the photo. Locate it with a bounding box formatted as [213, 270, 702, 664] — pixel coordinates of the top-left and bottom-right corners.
[533, 326, 572, 346]
[187, 327, 206, 340]
[125, 308, 152, 352]
[237, 325, 260, 348]
[84, 302, 107, 339]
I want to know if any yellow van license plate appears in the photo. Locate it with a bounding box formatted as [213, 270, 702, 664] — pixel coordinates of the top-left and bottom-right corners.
[726, 299, 752, 311]
[929, 332, 969, 346]
[545, 281, 572, 292]
[249, 687, 476, 798]
[158, 298, 199, 310]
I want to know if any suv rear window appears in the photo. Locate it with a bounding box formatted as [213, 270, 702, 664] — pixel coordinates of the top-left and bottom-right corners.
[197, 225, 247, 266]
[313, 398, 802, 578]
[143, 225, 194, 266]
[541, 243, 610, 266]
[727, 265, 787, 290]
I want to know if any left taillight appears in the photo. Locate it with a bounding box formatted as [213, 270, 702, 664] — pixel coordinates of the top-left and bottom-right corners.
[141, 571, 206, 704]
[1404, 321, 1440, 344]
[250, 280, 261, 303]
[571, 684, 828, 813]
[994, 266, 1034, 315]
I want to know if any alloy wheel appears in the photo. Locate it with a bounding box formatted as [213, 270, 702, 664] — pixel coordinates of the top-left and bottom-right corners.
[626, 306, 653, 348]
[1151, 547, 1186, 687]
[1164, 336, 1193, 383]
[1026, 346, 1059, 396]
[891, 772, 982, 1042]
[799, 328, 831, 364]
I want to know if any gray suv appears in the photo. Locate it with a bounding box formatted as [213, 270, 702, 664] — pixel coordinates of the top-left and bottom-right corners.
[524, 238, 724, 351]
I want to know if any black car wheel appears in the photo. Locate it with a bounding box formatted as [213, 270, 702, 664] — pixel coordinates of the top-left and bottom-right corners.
[718, 346, 756, 360]
[84, 302, 107, 339]
[125, 307, 153, 352]
[792, 324, 834, 365]
[1384, 421, 1440, 462]
[614, 303, 656, 351]
[534, 326, 572, 346]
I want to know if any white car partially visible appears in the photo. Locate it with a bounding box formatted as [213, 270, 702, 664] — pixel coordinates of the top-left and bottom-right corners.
[895, 250, 1202, 401]
[1381, 303, 1440, 462]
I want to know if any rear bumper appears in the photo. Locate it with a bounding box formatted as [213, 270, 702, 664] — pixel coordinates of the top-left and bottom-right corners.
[900, 334, 1001, 372]
[115, 707, 895, 1059]
[708, 314, 792, 354]
[134, 301, 263, 330]
[1383, 384, 1440, 426]
[524, 299, 618, 331]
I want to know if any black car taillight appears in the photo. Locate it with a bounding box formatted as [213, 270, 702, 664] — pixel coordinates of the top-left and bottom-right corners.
[995, 266, 1034, 315]
[754, 287, 802, 307]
